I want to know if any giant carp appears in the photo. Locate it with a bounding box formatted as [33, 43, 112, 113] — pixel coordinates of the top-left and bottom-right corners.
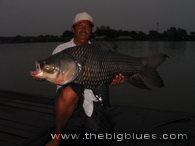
[31, 43, 168, 92]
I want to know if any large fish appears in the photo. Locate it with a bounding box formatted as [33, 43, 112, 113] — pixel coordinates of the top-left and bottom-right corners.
[31, 43, 168, 93]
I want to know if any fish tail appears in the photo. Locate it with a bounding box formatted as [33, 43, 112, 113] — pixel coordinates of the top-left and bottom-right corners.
[142, 54, 169, 88]
[145, 54, 169, 69]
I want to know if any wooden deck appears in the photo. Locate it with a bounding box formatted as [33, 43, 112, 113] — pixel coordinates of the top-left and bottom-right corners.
[0, 90, 55, 146]
[0, 89, 194, 146]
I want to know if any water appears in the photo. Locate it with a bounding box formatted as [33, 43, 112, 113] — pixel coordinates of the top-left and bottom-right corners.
[0, 41, 195, 113]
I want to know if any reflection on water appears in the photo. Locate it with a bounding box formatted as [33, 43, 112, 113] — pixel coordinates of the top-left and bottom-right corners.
[0, 41, 195, 113]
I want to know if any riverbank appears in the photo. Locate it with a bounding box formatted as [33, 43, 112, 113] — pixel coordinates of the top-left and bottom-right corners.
[1, 35, 195, 44]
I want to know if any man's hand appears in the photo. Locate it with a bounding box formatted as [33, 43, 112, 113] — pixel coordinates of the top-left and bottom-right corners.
[29, 72, 45, 81]
[110, 73, 125, 86]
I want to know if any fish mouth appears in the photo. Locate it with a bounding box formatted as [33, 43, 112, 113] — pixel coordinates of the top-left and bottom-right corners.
[30, 61, 43, 77]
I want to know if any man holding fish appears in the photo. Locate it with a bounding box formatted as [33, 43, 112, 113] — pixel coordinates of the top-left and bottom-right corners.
[31, 12, 124, 146]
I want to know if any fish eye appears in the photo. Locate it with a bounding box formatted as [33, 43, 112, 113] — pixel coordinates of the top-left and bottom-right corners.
[43, 65, 50, 71]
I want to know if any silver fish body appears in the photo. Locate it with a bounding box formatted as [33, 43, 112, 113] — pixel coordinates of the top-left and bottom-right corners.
[32, 43, 168, 89]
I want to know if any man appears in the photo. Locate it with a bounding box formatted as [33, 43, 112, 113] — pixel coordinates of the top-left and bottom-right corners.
[31, 12, 124, 146]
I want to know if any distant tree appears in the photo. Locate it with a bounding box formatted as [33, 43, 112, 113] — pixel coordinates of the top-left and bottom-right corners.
[177, 28, 187, 40]
[137, 31, 147, 40]
[189, 32, 195, 41]
[129, 31, 138, 40]
[166, 27, 187, 41]
[15, 35, 22, 38]
[161, 30, 168, 40]
[167, 27, 177, 40]
[190, 32, 195, 36]
[149, 30, 160, 40]
[61, 30, 74, 38]
[118, 30, 130, 36]
[95, 25, 117, 39]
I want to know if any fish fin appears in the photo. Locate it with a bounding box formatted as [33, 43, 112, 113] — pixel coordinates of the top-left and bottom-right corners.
[139, 53, 168, 88]
[127, 76, 151, 90]
[142, 68, 164, 88]
[146, 53, 169, 69]
[95, 42, 118, 52]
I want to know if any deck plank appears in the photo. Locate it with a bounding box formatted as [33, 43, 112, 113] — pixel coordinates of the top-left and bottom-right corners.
[0, 99, 53, 114]
[0, 106, 54, 127]
[0, 124, 32, 138]
[0, 131, 26, 145]
[0, 97, 54, 109]
[0, 104, 53, 121]
[0, 118, 41, 133]
[0, 90, 55, 145]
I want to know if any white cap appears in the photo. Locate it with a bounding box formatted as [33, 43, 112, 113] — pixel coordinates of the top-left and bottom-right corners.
[73, 12, 94, 26]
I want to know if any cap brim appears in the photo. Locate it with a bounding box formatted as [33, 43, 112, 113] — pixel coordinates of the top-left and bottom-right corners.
[73, 20, 94, 26]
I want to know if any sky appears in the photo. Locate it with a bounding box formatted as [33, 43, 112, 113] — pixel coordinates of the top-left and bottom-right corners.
[0, 0, 195, 36]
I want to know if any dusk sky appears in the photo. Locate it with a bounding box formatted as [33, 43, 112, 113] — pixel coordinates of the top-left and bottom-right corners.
[0, 0, 195, 36]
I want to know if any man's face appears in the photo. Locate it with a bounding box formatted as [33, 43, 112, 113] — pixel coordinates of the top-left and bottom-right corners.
[72, 21, 92, 42]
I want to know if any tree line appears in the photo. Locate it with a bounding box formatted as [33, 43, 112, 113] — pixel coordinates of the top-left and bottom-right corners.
[1, 25, 195, 43]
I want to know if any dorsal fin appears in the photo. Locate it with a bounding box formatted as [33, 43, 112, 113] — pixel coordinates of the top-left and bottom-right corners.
[93, 42, 118, 52]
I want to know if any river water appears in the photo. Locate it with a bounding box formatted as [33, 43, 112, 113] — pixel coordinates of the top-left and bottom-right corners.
[0, 41, 194, 113]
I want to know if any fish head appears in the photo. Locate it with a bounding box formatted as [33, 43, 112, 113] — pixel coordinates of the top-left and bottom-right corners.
[31, 54, 81, 85]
